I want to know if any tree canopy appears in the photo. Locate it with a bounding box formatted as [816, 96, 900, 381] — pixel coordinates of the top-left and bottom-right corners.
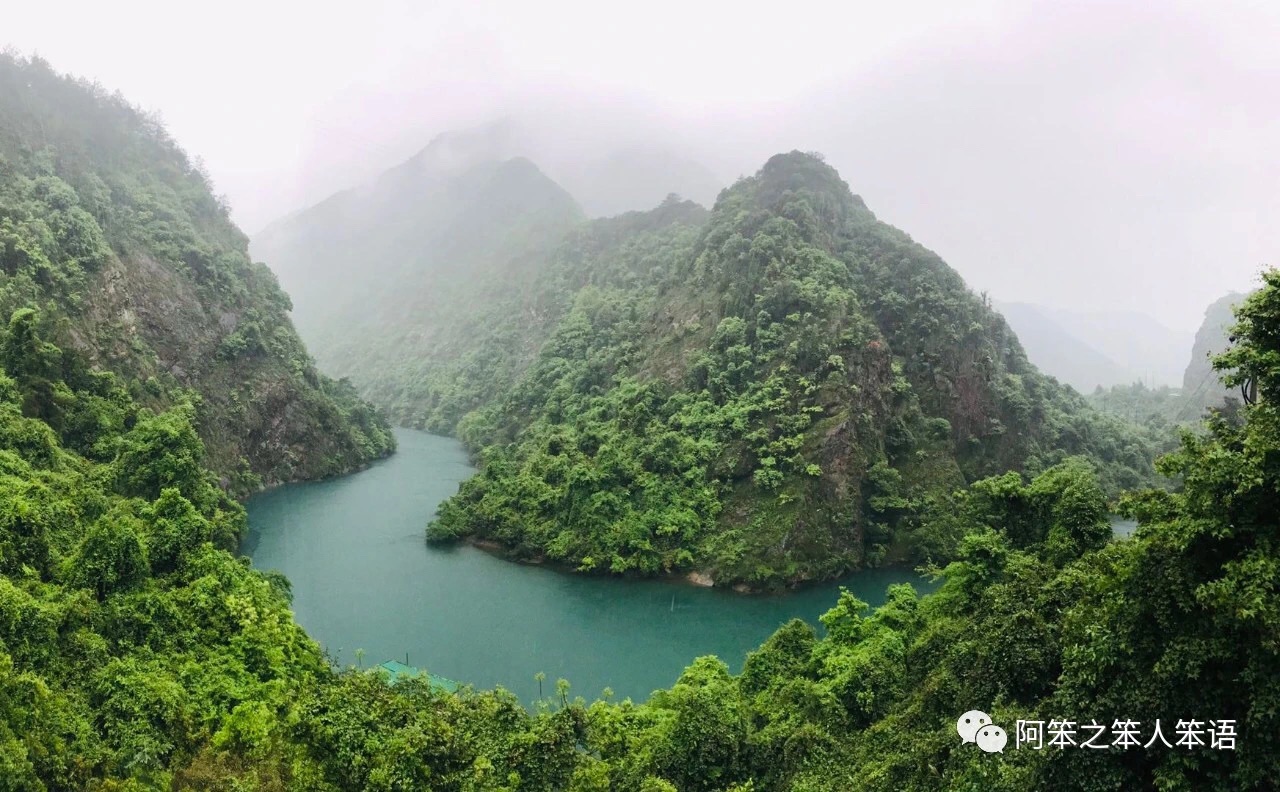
[427, 153, 1163, 587]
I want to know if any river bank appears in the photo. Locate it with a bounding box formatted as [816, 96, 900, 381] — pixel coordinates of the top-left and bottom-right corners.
[246, 428, 935, 703]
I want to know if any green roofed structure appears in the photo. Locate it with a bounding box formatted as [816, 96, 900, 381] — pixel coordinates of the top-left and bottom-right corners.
[375, 660, 461, 693]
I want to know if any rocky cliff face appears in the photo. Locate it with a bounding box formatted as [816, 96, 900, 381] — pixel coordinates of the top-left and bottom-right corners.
[1182, 292, 1249, 415]
[0, 54, 393, 492]
[420, 153, 1160, 585]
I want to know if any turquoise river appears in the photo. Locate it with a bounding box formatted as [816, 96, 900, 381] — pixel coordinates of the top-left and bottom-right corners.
[244, 428, 935, 703]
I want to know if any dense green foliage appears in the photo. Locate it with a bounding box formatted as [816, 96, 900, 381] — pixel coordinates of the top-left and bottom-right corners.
[427, 154, 1161, 586]
[0, 319, 620, 790]
[4, 271, 1277, 788]
[1085, 382, 1188, 468]
[1087, 382, 1185, 426]
[0, 54, 393, 491]
[6, 54, 1270, 790]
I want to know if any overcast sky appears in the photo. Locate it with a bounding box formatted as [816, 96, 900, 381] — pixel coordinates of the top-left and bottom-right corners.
[6, 0, 1277, 330]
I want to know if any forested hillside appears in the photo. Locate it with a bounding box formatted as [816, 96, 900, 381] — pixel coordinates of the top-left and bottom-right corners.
[0, 55, 394, 492]
[425, 153, 1161, 587]
[1, 52, 1274, 791]
[0, 316, 598, 790]
[3, 267, 1275, 790]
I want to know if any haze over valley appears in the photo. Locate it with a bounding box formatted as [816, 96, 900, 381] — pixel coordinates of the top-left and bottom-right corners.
[9, 1, 1273, 331]
[1, 3, 1278, 789]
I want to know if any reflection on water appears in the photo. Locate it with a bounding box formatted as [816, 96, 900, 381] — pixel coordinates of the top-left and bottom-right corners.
[1111, 517, 1139, 538]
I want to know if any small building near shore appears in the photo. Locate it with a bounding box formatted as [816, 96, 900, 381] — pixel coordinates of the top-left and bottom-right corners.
[375, 660, 460, 693]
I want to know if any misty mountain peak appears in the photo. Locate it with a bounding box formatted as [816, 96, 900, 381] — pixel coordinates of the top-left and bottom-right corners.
[406, 119, 520, 177]
[752, 151, 871, 221]
[250, 139, 583, 362]
[705, 151, 875, 253]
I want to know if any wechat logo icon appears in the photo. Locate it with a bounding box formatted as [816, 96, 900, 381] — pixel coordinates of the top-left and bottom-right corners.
[976, 724, 1008, 753]
[957, 710, 1007, 754]
[957, 710, 990, 744]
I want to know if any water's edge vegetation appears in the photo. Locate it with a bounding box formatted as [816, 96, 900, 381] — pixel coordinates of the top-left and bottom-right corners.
[1, 51, 1277, 791]
[245, 428, 936, 704]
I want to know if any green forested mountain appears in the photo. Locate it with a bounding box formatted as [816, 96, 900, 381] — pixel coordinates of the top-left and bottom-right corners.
[251, 131, 584, 404]
[3, 268, 1276, 790]
[1, 53, 1276, 791]
[0, 55, 393, 492]
[423, 153, 1160, 586]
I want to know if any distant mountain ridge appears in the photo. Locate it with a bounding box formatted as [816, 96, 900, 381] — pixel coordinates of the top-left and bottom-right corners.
[251, 133, 586, 408]
[260, 120, 726, 231]
[1043, 305, 1192, 386]
[994, 300, 1191, 391]
[995, 301, 1135, 391]
[555, 144, 723, 217]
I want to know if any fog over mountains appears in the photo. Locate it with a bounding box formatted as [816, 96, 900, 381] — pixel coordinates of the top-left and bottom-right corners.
[2, 5, 1279, 787]
[12, 1, 1272, 333]
[254, 119, 1243, 414]
[995, 301, 1194, 392]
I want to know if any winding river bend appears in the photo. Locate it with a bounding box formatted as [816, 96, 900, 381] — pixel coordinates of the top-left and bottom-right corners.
[245, 428, 933, 703]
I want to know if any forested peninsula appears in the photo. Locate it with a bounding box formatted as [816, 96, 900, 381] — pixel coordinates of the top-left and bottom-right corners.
[0, 53, 1276, 791]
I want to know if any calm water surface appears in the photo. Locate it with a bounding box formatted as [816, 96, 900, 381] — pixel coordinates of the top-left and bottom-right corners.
[245, 428, 933, 703]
